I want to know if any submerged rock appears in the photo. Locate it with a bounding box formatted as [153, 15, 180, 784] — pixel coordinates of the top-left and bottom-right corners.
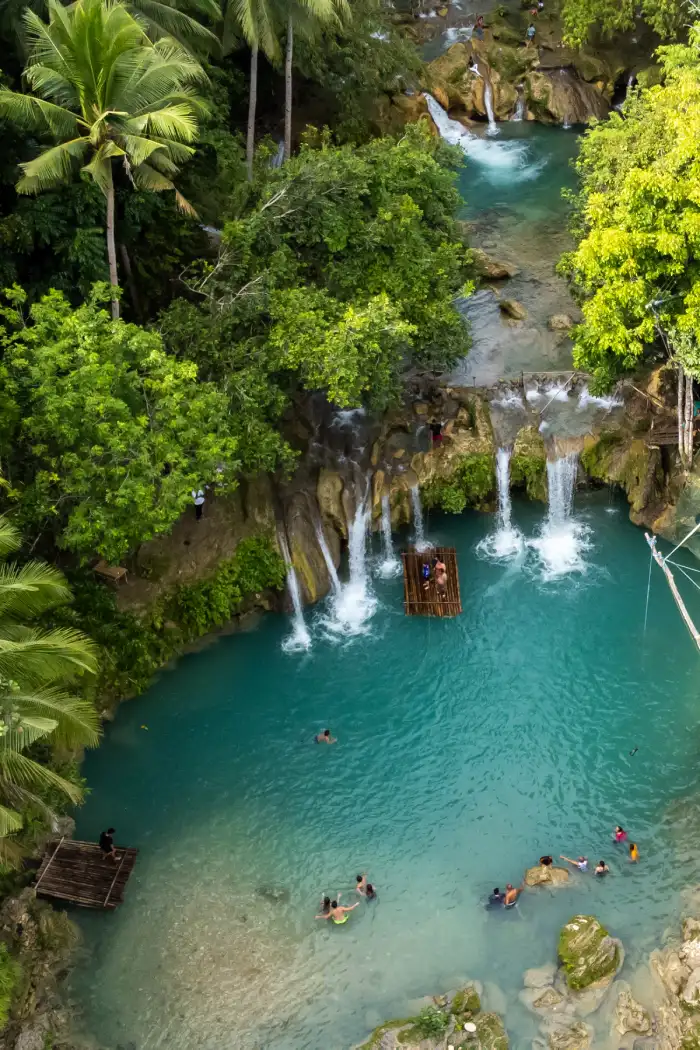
[612, 982, 651, 1035]
[475, 1011, 508, 1050]
[558, 915, 621, 991]
[525, 865, 570, 887]
[472, 249, 520, 280]
[544, 1019, 592, 1050]
[547, 314, 575, 331]
[499, 298, 528, 321]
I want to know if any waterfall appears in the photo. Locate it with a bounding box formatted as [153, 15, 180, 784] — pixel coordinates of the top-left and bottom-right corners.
[476, 448, 523, 560]
[423, 93, 528, 171]
[511, 95, 525, 121]
[322, 492, 377, 637]
[378, 495, 401, 577]
[315, 523, 341, 595]
[278, 531, 311, 652]
[410, 486, 430, 551]
[483, 81, 499, 136]
[529, 454, 590, 578]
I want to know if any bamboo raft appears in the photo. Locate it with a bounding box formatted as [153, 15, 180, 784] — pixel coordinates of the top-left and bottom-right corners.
[402, 546, 462, 617]
[34, 838, 138, 910]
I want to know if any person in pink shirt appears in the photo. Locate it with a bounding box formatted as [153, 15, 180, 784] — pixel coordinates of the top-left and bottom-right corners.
[614, 825, 628, 843]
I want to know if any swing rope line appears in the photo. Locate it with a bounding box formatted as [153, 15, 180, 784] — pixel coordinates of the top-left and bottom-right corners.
[643, 545, 653, 635]
[663, 519, 700, 563]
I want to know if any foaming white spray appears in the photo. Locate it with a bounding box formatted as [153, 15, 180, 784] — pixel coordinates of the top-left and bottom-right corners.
[314, 523, 341, 595]
[410, 486, 430, 551]
[378, 495, 401, 577]
[577, 385, 623, 411]
[477, 448, 523, 560]
[423, 93, 536, 176]
[530, 454, 590, 578]
[278, 531, 311, 652]
[483, 81, 499, 135]
[511, 95, 525, 121]
[322, 496, 377, 637]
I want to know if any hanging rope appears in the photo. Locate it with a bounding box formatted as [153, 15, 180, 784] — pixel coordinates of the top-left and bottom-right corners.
[663, 519, 700, 563]
[643, 545, 653, 635]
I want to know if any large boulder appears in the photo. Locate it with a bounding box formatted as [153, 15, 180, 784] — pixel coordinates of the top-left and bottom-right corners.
[472, 249, 520, 280]
[558, 916, 621, 991]
[475, 1011, 508, 1050]
[499, 299, 528, 320]
[525, 865, 570, 887]
[545, 1019, 592, 1050]
[317, 468, 346, 539]
[524, 69, 609, 124]
[613, 982, 651, 1035]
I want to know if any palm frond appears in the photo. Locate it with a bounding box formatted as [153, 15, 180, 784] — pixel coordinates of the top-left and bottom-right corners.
[0, 520, 22, 560]
[128, 0, 219, 49]
[8, 687, 101, 749]
[0, 625, 98, 684]
[17, 137, 90, 194]
[0, 560, 74, 621]
[0, 749, 83, 805]
[0, 89, 80, 137]
[0, 805, 24, 839]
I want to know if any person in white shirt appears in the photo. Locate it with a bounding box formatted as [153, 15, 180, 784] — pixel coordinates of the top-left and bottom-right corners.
[192, 488, 205, 521]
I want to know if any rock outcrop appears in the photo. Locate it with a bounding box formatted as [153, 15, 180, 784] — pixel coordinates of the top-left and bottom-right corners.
[356, 983, 506, 1050]
[557, 915, 622, 992]
[524, 864, 570, 887]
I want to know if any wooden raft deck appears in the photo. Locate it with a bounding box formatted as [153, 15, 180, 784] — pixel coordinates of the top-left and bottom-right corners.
[402, 546, 462, 617]
[34, 838, 138, 910]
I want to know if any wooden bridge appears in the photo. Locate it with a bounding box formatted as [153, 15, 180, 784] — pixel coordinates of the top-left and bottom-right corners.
[402, 546, 462, 617]
[34, 838, 138, 910]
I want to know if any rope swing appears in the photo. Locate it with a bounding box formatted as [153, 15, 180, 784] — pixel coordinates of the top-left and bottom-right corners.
[645, 532, 700, 651]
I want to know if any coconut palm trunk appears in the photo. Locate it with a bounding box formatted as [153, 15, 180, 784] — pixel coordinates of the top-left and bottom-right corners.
[246, 42, 259, 181]
[105, 166, 120, 320]
[284, 12, 293, 161]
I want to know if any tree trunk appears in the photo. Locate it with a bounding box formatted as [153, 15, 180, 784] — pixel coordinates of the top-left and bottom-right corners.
[685, 367, 694, 466]
[246, 43, 259, 182]
[118, 242, 141, 320]
[106, 176, 120, 320]
[678, 363, 685, 465]
[284, 14, 293, 162]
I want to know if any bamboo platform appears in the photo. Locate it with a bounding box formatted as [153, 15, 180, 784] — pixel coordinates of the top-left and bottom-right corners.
[402, 546, 462, 617]
[34, 838, 138, 910]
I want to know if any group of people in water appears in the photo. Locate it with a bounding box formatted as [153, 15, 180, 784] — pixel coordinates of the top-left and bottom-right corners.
[316, 874, 377, 925]
[488, 826, 639, 910]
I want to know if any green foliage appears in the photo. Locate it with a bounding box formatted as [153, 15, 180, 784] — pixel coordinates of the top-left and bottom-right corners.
[177, 123, 472, 412]
[511, 453, 547, 501]
[561, 29, 700, 388]
[0, 285, 240, 563]
[411, 1006, 450, 1039]
[422, 454, 496, 514]
[561, 0, 683, 48]
[0, 942, 21, 1026]
[58, 534, 284, 704]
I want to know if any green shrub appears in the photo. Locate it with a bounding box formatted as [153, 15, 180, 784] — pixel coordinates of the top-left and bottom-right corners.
[511, 453, 547, 500]
[412, 1006, 450, 1039]
[422, 454, 496, 514]
[0, 943, 21, 1028]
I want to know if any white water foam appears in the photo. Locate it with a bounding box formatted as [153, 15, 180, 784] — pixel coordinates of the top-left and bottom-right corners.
[511, 95, 525, 121]
[322, 498, 377, 638]
[483, 81, 499, 136]
[378, 495, 401, 578]
[315, 523, 341, 596]
[424, 93, 538, 178]
[411, 486, 431, 552]
[529, 454, 591, 579]
[477, 447, 523, 560]
[491, 391, 525, 410]
[278, 531, 312, 652]
[544, 381, 571, 403]
[577, 385, 623, 411]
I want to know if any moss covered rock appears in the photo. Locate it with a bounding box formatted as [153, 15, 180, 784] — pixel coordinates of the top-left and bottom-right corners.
[558, 915, 621, 991]
[474, 1011, 508, 1050]
[422, 452, 496, 514]
[451, 983, 481, 1019]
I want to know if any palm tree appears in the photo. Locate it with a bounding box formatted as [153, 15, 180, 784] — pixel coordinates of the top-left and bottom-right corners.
[281, 0, 348, 161]
[0, 518, 99, 864]
[0, 0, 208, 320]
[229, 0, 279, 180]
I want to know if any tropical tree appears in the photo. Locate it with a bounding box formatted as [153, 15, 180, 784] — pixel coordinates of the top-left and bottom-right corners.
[0, 0, 208, 320]
[281, 0, 348, 161]
[0, 518, 99, 864]
[230, 0, 280, 179]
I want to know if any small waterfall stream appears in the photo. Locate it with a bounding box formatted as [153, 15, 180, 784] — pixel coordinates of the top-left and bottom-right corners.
[278, 531, 311, 652]
[410, 486, 429, 551]
[530, 454, 590, 578]
[423, 93, 527, 169]
[476, 447, 523, 560]
[511, 94, 525, 121]
[483, 81, 499, 135]
[378, 495, 400, 577]
[322, 491, 377, 636]
[315, 523, 341, 595]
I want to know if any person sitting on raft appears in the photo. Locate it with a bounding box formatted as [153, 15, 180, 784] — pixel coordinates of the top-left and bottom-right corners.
[504, 883, 522, 908]
[434, 558, 447, 600]
[316, 900, 359, 925]
[421, 560, 431, 592]
[560, 854, 588, 872]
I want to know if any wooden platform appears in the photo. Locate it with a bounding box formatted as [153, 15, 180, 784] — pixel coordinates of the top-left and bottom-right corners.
[402, 546, 462, 617]
[34, 838, 138, 910]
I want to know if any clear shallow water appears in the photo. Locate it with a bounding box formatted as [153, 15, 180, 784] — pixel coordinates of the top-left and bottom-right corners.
[68, 494, 700, 1050]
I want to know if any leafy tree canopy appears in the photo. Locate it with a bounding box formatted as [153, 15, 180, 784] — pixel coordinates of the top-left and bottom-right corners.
[562, 0, 683, 49]
[167, 123, 473, 412]
[0, 285, 240, 563]
[561, 29, 700, 388]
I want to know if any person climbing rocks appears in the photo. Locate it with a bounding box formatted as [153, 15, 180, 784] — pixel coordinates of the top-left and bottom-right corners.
[429, 421, 444, 446]
[315, 729, 336, 744]
[560, 854, 588, 872]
[316, 900, 359, 925]
[525, 22, 536, 45]
[192, 488, 205, 521]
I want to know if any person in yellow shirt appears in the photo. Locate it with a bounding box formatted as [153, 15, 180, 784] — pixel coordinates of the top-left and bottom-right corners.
[629, 842, 639, 862]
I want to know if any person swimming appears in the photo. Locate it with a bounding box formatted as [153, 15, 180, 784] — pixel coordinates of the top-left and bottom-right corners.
[488, 887, 505, 906]
[614, 825, 627, 843]
[595, 861, 609, 877]
[539, 855, 553, 867]
[316, 900, 359, 925]
[629, 842, 639, 862]
[365, 883, 377, 900]
[356, 874, 367, 895]
[560, 854, 588, 872]
[315, 729, 337, 744]
[504, 883, 522, 907]
[319, 896, 331, 915]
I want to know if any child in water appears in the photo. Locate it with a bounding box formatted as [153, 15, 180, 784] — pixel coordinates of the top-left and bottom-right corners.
[629, 842, 639, 862]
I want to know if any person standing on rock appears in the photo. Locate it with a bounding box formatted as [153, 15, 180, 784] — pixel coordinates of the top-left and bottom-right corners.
[525, 22, 536, 45]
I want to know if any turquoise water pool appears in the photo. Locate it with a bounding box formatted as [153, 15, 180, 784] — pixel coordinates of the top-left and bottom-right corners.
[67, 493, 700, 1050]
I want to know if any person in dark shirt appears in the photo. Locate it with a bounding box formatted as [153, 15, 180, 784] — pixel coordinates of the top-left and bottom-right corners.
[488, 887, 505, 907]
[99, 827, 117, 863]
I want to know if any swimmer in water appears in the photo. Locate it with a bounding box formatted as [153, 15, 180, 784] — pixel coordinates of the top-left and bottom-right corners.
[629, 747, 638, 756]
[315, 729, 336, 744]
[356, 874, 367, 895]
[365, 883, 377, 900]
[560, 855, 588, 872]
[504, 883, 522, 907]
[317, 900, 359, 925]
[316, 892, 341, 917]
[539, 855, 553, 867]
[614, 825, 627, 843]
[594, 860, 609, 877]
[488, 887, 505, 906]
[629, 842, 639, 863]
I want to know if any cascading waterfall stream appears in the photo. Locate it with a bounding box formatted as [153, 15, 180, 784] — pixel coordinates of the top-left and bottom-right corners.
[322, 490, 377, 637]
[483, 80, 499, 135]
[530, 454, 590, 578]
[476, 447, 523, 560]
[315, 523, 341, 596]
[423, 93, 528, 172]
[410, 486, 430, 551]
[278, 531, 311, 652]
[511, 94, 525, 121]
[378, 495, 401, 577]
